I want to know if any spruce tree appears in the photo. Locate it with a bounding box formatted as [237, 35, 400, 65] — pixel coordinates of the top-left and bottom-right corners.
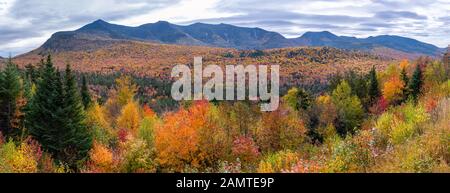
[62, 64, 92, 167]
[400, 67, 410, 101]
[80, 75, 92, 109]
[283, 87, 312, 111]
[27, 56, 92, 170]
[0, 57, 21, 138]
[409, 64, 423, 101]
[368, 65, 380, 105]
[27, 55, 65, 157]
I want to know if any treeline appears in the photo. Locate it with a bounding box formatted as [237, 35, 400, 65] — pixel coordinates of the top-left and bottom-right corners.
[0, 55, 449, 173]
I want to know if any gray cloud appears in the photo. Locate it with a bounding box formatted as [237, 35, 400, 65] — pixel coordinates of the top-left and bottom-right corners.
[0, 0, 179, 56]
[361, 22, 396, 28]
[374, 11, 427, 20]
[0, 0, 449, 57]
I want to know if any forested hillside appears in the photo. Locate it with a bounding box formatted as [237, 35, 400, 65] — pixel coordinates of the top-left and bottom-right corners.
[13, 42, 393, 97]
[1, 54, 448, 173]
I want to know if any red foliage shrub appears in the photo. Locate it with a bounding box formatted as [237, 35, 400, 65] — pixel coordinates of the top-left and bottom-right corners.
[232, 136, 261, 166]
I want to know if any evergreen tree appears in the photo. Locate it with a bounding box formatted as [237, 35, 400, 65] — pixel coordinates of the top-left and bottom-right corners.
[27, 56, 92, 170]
[400, 67, 410, 101]
[25, 63, 38, 83]
[27, 55, 65, 158]
[408, 64, 423, 101]
[368, 66, 380, 105]
[62, 64, 92, 167]
[81, 75, 92, 109]
[0, 57, 21, 138]
[283, 87, 312, 111]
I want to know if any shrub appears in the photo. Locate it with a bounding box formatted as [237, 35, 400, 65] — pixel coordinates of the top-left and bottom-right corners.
[137, 116, 158, 147]
[0, 140, 40, 173]
[375, 102, 429, 145]
[231, 136, 260, 170]
[256, 108, 307, 153]
[325, 132, 374, 173]
[120, 139, 156, 173]
[87, 141, 115, 173]
[285, 159, 323, 173]
[257, 150, 300, 173]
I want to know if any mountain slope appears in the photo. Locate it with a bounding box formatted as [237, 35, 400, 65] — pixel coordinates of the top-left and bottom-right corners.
[36, 20, 443, 57]
[291, 31, 443, 56]
[40, 19, 291, 51]
[14, 41, 393, 86]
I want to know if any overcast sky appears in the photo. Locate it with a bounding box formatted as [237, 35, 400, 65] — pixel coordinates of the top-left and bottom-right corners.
[0, 0, 449, 57]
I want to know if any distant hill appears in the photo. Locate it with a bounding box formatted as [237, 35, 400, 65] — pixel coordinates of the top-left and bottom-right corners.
[292, 31, 443, 57]
[34, 19, 444, 58]
[14, 41, 393, 89]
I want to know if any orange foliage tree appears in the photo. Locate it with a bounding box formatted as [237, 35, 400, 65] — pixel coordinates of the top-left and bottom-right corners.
[155, 101, 210, 172]
[256, 108, 307, 153]
[382, 76, 404, 104]
[87, 141, 114, 172]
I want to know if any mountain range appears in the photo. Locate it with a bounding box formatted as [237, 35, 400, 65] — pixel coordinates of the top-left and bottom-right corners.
[34, 19, 445, 58]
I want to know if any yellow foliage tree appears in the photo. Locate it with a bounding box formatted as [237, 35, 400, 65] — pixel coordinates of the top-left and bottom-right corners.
[0, 140, 38, 173]
[116, 76, 138, 106]
[116, 101, 141, 135]
[86, 102, 111, 130]
[399, 59, 409, 70]
[104, 76, 138, 120]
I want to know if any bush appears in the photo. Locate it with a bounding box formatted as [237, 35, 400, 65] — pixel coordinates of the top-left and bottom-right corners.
[119, 139, 156, 173]
[137, 116, 158, 147]
[325, 132, 374, 173]
[86, 141, 115, 173]
[231, 136, 260, 170]
[256, 108, 307, 153]
[257, 150, 300, 173]
[0, 140, 40, 173]
[375, 102, 429, 145]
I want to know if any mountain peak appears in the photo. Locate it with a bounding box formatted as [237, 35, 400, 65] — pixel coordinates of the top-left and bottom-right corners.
[301, 31, 338, 39]
[38, 20, 442, 57]
[78, 19, 112, 31]
[155, 20, 171, 25]
[93, 19, 108, 24]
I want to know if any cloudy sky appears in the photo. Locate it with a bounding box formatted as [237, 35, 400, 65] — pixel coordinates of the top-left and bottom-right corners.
[0, 0, 449, 57]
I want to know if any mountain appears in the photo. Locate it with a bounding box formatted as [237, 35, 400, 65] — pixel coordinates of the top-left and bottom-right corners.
[34, 20, 443, 57]
[292, 31, 443, 56]
[40, 19, 292, 51]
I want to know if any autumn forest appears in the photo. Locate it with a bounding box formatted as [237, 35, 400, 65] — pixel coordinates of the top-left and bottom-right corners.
[0, 47, 449, 173]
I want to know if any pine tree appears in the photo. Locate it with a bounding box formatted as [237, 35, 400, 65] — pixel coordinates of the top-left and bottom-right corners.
[81, 75, 92, 109]
[368, 66, 380, 106]
[0, 57, 21, 138]
[408, 64, 423, 101]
